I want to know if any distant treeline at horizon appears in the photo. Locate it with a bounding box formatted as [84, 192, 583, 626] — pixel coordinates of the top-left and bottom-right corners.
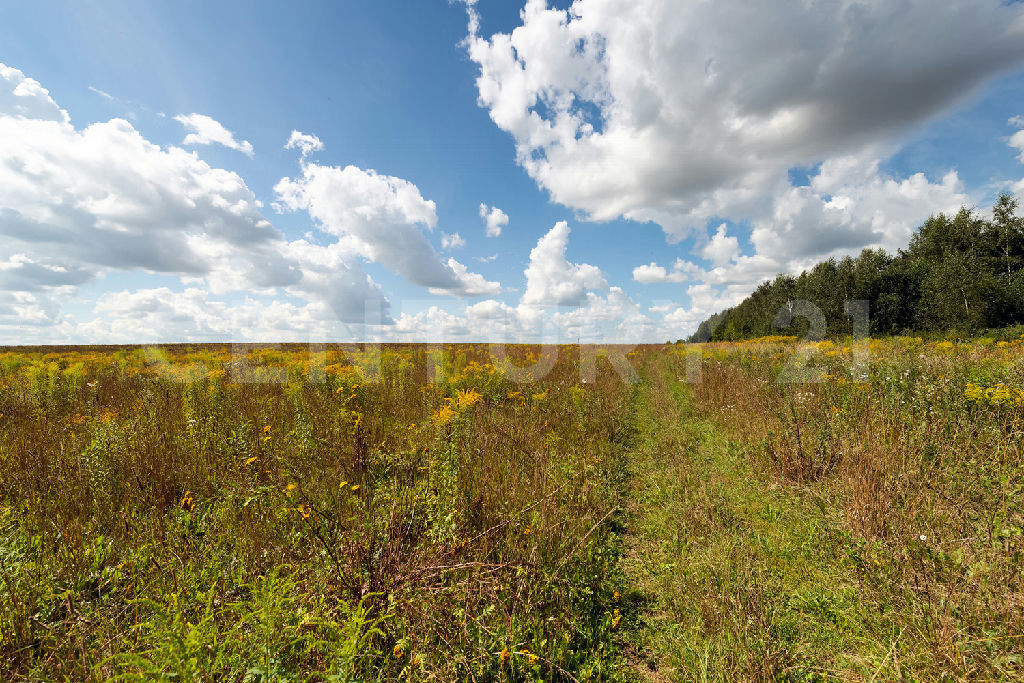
[687, 193, 1024, 342]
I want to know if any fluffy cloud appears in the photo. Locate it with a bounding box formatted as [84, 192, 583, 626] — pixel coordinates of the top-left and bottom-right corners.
[285, 130, 324, 157]
[0, 113, 282, 287]
[634, 253, 778, 289]
[460, 0, 1024, 236]
[632, 260, 695, 284]
[82, 288, 244, 342]
[521, 221, 606, 306]
[275, 159, 499, 297]
[441, 231, 466, 250]
[174, 113, 254, 157]
[479, 203, 509, 237]
[276, 239, 388, 324]
[0, 276, 73, 334]
[548, 287, 655, 342]
[749, 152, 969, 272]
[700, 224, 740, 268]
[0, 62, 393, 340]
[0, 63, 67, 123]
[432, 258, 502, 297]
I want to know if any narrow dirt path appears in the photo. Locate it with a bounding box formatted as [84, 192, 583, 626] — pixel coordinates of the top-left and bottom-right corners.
[616, 355, 881, 681]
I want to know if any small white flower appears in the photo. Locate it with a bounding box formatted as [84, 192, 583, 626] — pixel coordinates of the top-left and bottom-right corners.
[919, 534, 927, 542]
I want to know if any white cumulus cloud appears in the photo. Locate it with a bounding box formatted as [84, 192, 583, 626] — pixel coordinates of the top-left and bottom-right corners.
[285, 130, 324, 157]
[274, 158, 499, 298]
[700, 224, 740, 268]
[521, 221, 606, 307]
[441, 231, 466, 250]
[749, 152, 970, 273]
[0, 62, 390, 339]
[460, 0, 1024, 237]
[432, 258, 502, 297]
[0, 63, 67, 123]
[479, 203, 509, 237]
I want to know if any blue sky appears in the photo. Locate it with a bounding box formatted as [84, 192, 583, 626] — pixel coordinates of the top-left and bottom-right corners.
[1, 0, 1023, 343]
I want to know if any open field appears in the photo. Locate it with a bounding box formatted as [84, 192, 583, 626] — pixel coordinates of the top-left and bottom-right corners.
[0, 338, 1022, 680]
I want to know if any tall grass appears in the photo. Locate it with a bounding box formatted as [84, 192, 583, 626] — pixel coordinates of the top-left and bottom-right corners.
[0, 344, 638, 680]
[2, 337, 1021, 679]
[685, 335, 1024, 677]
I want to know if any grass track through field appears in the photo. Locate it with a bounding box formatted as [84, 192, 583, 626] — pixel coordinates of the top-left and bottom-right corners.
[616, 354, 889, 681]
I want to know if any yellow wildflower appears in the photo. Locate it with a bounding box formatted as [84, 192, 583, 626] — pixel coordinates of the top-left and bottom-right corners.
[455, 388, 482, 410]
[432, 404, 457, 426]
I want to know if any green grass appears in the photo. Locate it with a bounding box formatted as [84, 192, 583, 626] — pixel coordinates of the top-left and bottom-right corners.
[618, 356, 909, 680]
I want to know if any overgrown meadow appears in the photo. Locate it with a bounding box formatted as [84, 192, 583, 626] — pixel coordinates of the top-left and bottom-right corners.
[662, 334, 1024, 678]
[0, 336, 1022, 680]
[0, 345, 636, 680]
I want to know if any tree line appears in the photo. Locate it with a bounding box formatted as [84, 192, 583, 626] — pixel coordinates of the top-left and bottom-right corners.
[688, 193, 1024, 342]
